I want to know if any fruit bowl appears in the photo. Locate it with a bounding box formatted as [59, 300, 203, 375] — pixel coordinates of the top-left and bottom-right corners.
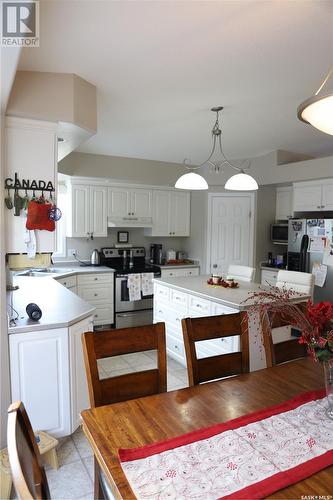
[207, 277, 239, 288]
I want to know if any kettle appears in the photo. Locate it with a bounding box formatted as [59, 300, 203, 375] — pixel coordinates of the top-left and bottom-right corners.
[90, 249, 100, 266]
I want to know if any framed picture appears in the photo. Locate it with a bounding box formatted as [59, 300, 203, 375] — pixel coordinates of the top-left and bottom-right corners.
[117, 231, 129, 243]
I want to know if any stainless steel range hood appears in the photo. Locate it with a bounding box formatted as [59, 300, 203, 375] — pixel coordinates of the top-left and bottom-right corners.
[107, 216, 153, 228]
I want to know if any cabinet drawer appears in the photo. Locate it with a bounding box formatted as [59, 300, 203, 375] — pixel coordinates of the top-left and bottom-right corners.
[211, 303, 239, 316]
[166, 331, 184, 358]
[154, 284, 170, 302]
[92, 306, 114, 324]
[154, 304, 184, 329]
[56, 275, 77, 289]
[161, 269, 180, 278]
[169, 289, 188, 309]
[77, 285, 113, 302]
[188, 295, 211, 316]
[77, 273, 113, 285]
[183, 268, 199, 277]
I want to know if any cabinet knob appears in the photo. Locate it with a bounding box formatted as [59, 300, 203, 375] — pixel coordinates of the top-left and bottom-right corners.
[317, 206, 321, 209]
[128, 212, 130, 215]
[213, 264, 218, 268]
[94, 293, 98, 296]
[321, 205, 325, 208]
[63, 282, 67, 286]
[132, 212, 134, 215]
[94, 277, 98, 281]
[94, 314, 98, 318]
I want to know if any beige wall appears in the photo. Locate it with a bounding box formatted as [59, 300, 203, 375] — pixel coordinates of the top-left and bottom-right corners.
[59, 152, 185, 186]
[7, 71, 97, 132]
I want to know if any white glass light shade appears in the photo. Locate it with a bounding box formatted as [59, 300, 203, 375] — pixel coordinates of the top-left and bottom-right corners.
[175, 172, 208, 190]
[224, 172, 258, 191]
[298, 94, 333, 135]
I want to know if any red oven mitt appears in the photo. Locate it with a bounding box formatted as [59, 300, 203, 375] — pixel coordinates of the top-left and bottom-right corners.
[26, 200, 55, 232]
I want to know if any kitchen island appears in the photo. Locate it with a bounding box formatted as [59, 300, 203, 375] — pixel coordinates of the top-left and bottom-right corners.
[153, 275, 308, 372]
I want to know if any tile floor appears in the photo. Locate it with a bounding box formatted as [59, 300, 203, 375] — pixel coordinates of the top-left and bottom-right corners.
[44, 352, 188, 500]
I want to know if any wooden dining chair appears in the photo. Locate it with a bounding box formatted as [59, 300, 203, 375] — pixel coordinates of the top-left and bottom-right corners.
[261, 304, 308, 368]
[82, 322, 167, 499]
[81, 322, 167, 407]
[7, 401, 51, 500]
[181, 313, 249, 386]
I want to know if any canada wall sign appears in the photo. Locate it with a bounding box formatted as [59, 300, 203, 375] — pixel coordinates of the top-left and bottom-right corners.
[5, 172, 55, 192]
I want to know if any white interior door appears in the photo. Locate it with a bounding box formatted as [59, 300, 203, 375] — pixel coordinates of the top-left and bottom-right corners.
[209, 194, 253, 275]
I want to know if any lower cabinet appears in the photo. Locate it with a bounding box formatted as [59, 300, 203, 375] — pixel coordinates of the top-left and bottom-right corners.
[69, 316, 94, 431]
[77, 273, 114, 327]
[154, 284, 239, 367]
[9, 315, 94, 438]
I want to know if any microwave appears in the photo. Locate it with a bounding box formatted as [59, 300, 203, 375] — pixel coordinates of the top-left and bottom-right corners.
[271, 223, 288, 244]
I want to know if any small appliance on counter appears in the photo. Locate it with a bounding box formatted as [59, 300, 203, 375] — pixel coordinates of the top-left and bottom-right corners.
[166, 249, 176, 261]
[90, 249, 101, 266]
[150, 244, 163, 265]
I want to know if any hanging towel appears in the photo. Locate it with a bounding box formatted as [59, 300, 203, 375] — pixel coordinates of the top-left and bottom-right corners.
[141, 273, 154, 296]
[25, 229, 36, 259]
[127, 274, 141, 301]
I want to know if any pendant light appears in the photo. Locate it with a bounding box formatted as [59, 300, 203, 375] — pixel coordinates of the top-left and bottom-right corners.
[175, 107, 258, 191]
[297, 65, 333, 135]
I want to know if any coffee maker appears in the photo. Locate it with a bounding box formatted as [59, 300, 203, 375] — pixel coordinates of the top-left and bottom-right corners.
[150, 244, 163, 265]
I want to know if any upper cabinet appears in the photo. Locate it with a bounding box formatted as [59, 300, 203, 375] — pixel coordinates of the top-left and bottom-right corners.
[66, 183, 107, 238]
[293, 179, 333, 212]
[145, 190, 190, 237]
[275, 186, 293, 220]
[108, 187, 152, 218]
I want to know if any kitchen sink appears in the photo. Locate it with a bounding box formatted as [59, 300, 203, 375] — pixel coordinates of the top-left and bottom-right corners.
[17, 268, 67, 277]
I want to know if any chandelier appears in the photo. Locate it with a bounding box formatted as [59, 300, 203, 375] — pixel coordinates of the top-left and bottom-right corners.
[297, 64, 333, 135]
[175, 107, 258, 191]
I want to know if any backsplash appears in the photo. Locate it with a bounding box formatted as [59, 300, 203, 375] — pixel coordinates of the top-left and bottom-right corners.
[57, 228, 190, 263]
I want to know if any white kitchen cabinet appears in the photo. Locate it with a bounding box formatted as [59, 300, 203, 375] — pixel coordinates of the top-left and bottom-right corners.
[69, 316, 94, 431]
[293, 179, 333, 212]
[276, 187, 293, 220]
[160, 266, 200, 279]
[9, 328, 71, 437]
[5, 117, 57, 253]
[77, 273, 114, 326]
[108, 187, 152, 218]
[261, 269, 279, 286]
[67, 183, 107, 238]
[146, 190, 190, 237]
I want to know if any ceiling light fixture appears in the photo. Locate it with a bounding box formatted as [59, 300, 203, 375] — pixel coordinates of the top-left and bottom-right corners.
[297, 64, 333, 135]
[175, 107, 258, 191]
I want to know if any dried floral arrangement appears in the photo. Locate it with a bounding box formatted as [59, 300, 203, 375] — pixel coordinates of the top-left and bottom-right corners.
[245, 285, 333, 363]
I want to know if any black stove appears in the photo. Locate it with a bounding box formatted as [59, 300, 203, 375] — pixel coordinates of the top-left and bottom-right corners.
[100, 247, 161, 277]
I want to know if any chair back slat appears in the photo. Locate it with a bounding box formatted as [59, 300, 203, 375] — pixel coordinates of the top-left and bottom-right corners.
[82, 323, 167, 408]
[100, 369, 161, 405]
[261, 303, 308, 367]
[182, 312, 249, 386]
[7, 401, 50, 500]
[197, 352, 243, 383]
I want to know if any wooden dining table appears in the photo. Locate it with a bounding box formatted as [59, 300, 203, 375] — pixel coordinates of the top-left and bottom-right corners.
[81, 358, 333, 499]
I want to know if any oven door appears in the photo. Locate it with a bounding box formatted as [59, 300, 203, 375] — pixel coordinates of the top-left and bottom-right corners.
[115, 276, 153, 312]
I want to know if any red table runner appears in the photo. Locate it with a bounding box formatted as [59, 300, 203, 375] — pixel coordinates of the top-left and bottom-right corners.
[119, 389, 333, 499]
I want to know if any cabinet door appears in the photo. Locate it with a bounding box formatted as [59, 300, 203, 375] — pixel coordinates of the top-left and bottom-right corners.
[69, 316, 94, 432]
[108, 187, 131, 217]
[321, 182, 333, 210]
[131, 189, 152, 217]
[90, 186, 107, 237]
[9, 328, 71, 437]
[170, 192, 190, 236]
[70, 184, 90, 237]
[293, 185, 322, 212]
[276, 187, 293, 220]
[151, 190, 171, 236]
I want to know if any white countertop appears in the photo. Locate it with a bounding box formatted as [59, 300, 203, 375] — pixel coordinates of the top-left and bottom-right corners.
[7, 276, 97, 334]
[154, 275, 309, 310]
[34, 264, 115, 279]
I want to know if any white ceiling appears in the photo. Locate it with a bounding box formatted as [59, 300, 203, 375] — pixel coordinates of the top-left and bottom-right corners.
[19, 0, 333, 164]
